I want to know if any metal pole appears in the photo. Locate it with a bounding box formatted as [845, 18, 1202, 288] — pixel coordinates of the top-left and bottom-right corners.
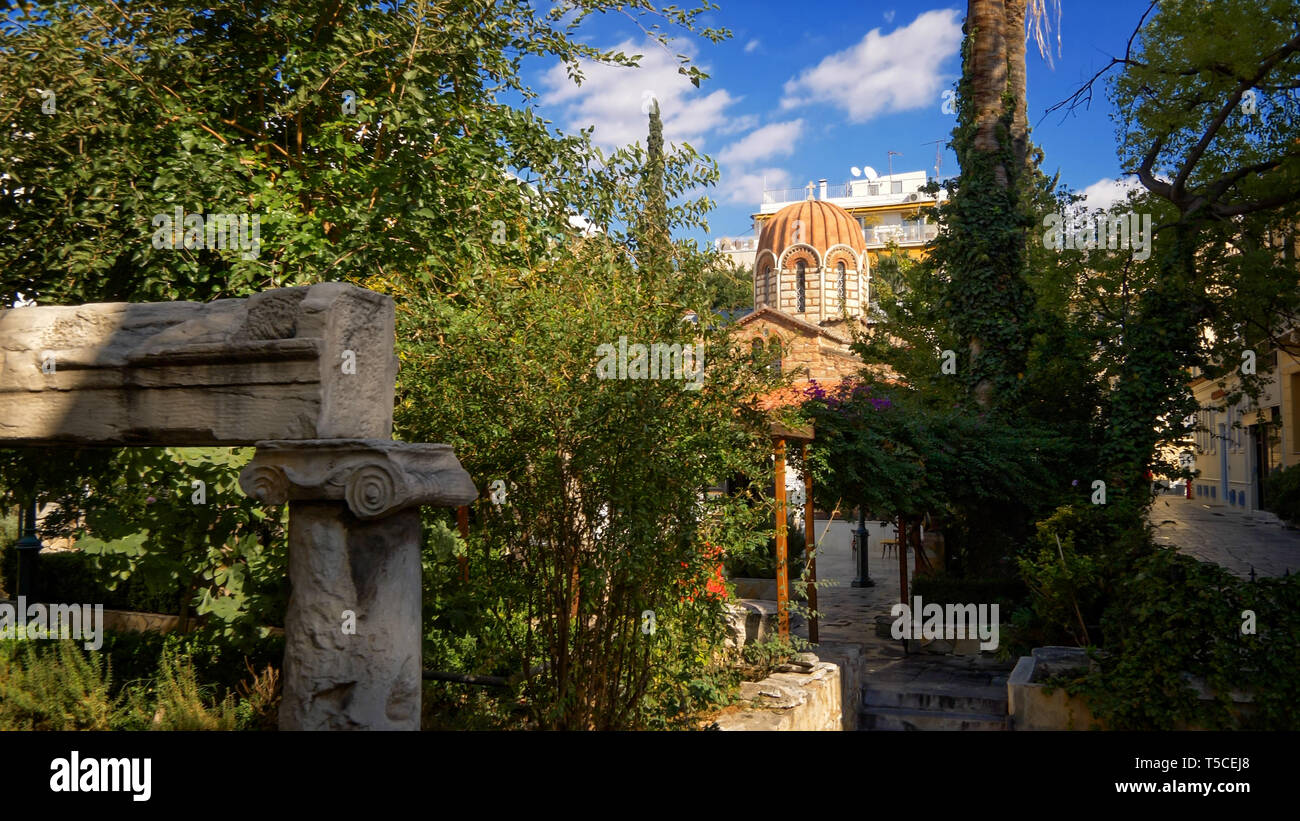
[774, 437, 789, 639]
[14, 501, 40, 600]
[897, 515, 909, 606]
[802, 443, 818, 644]
[851, 504, 873, 587]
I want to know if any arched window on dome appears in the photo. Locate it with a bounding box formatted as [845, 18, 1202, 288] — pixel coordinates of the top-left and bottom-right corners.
[836, 261, 846, 309]
[795, 260, 806, 313]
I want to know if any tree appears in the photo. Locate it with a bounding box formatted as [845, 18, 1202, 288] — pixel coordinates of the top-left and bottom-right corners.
[0, 0, 773, 728]
[937, 0, 1041, 409]
[1097, 0, 1300, 515]
[636, 98, 672, 277]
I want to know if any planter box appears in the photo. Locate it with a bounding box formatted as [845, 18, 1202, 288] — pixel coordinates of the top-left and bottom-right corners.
[1008, 646, 1105, 730]
[1009, 646, 1259, 730]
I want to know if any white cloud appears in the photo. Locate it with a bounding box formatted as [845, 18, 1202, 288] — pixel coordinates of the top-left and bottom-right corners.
[883, 10, 896, 23]
[538, 37, 738, 150]
[744, 38, 760, 53]
[716, 113, 760, 136]
[1080, 177, 1141, 211]
[716, 120, 804, 167]
[722, 167, 792, 206]
[779, 9, 962, 123]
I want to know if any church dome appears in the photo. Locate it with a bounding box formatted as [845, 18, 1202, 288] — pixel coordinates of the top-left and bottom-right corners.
[757, 198, 866, 261]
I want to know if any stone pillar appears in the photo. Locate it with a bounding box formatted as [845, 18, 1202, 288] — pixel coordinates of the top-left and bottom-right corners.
[239, 439, 477, 730]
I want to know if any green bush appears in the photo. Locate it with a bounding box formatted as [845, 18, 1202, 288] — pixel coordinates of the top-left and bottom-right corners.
[1, 549, 177, 614]
[725, 516, 807, 579]
[1065, 547, 1300, 729]
[0, 640, 124, 730]
[1263, 463, 1300, 525]
[0, 634, 281, 731]
[910, 573, 1026, 608]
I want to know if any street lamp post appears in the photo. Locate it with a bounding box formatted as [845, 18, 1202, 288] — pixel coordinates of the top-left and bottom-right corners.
[851, 504, 874, 588]
[14, 501, 40, 600]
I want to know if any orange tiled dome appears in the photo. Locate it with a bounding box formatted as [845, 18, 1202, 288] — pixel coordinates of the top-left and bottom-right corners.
[757, 198, 866, 261]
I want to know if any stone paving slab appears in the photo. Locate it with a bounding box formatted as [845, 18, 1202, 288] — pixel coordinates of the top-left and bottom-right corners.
[1149, 495, 1300, 578]
[794, 518, 1014, 711]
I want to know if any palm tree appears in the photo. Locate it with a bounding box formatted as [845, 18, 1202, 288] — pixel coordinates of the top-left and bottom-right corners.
[955, 0, 1059, 407]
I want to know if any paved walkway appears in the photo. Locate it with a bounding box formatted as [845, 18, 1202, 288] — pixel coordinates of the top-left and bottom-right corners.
[793, 517, 1013, 712]
[1148, 495, 1300, 578]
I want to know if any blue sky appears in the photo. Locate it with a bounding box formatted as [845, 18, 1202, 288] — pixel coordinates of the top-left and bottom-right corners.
[525, 0, 1156, 244]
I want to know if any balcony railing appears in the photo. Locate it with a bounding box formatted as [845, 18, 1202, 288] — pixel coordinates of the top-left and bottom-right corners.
[715, 237, 757, 252]
[865, 224, 939, 246]
[762, 187, 809, 204]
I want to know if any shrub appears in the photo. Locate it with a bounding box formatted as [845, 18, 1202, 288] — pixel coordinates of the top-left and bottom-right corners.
[0, 640, 124, 730]
[1067, 547, 1300, 729]
[1263, 463, 1300, 525]
[724, 515, 807, 579]
[0, 635, 281, 731]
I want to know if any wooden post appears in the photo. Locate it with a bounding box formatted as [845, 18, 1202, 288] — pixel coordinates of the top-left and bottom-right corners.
[774, 437, 789, 639]
[802, 443, 818, 644]
[915, 516, 924, 579]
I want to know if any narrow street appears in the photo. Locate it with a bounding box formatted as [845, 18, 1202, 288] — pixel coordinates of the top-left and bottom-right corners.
[1148, 495, 1300, 579]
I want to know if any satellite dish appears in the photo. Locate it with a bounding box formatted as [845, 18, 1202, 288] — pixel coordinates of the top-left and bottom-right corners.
[850, 167, 862, 177]
[861, 166, 879, 181]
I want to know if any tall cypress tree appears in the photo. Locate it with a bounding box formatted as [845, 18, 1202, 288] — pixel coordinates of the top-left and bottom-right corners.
[638, 98, 671, 277]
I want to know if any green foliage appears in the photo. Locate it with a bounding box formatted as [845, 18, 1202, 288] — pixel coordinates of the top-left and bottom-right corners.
[1098, 0, 1300, 505]
[120, 647, 244, 731]
[1262, 463, 1300, 525]
[0, 632, 281, 730]
[739, 634, 798, 679]
[98, 627, 284, 698]
[2, 550, 178, 615]
[0, 640, 124, 730]
[1068, 547, 1300, 730]
[3, 448, 290, 641]
[803, 380, 1067, 574]
[700, 257, 755, 315]
[1017, 505, 1108, 647]
[0, 0, 753, 731]
[0, 0, 731, 306]
[724, 513, 805, 580]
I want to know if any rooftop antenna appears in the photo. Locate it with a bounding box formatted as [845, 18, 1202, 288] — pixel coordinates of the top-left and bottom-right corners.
[887, 150, 903, 179]
[923, 140, 944, 180]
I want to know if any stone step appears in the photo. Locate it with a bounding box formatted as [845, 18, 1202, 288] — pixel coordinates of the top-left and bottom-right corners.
[859, 706, 1007, 731]
[862, 682, 1007, 716]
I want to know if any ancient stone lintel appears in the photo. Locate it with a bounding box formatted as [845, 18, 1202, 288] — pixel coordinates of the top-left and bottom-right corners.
[239, 439, 478, 520]
[0, 282, 397, 445]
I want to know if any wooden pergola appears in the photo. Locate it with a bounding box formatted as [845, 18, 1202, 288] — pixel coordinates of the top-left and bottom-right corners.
[769, 419, 817, 643]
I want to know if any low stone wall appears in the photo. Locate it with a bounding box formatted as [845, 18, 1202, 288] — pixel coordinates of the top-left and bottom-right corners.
[807, 640, 863, 730]
[101, 608, 184, 634]
[714, 660, 843, 731]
